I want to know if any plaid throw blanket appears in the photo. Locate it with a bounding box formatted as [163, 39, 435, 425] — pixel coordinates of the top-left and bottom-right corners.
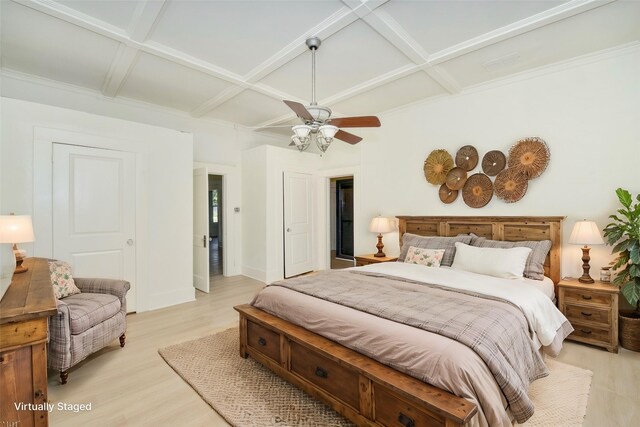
[269, 270, 548, 423]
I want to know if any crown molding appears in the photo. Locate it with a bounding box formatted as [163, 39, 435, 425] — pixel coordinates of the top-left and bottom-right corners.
[0, 67, 250, 132]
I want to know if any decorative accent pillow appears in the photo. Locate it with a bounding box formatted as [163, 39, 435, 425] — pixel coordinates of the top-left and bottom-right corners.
[49, 261, 81, 299]
[404, 247, 445, 267]
[469, 235, 552, 280]
[398, 233, 473, 267]
[450, 242, 532, 279]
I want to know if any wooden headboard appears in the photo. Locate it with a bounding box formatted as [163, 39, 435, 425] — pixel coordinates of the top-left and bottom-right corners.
[397, 216, 565, 285]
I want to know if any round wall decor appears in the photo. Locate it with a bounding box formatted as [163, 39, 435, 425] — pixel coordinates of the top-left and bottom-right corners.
[494, 168, 528, 203]
[455, 145, 479, 171]
[462, 173, 493, 208]
[508, 137, 550, 179]
[424, 149, 454, 185]
[439, 183, 458, 204]
[445, 167, 467, 190]
[481, 150, 506, 176]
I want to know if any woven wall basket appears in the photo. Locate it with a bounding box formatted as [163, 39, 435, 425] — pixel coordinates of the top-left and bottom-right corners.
[494, 168, 528, 203]
[439, 183, 458, 204]
[462, 173, 493, 208]
[508, 137, 550, 179]
[482, 150, 506, 176]
[424, 149, 454, 185]
[455, 145, 479, 171]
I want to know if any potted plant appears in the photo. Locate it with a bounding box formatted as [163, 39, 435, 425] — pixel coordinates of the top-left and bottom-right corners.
[603, 188, 640, 351]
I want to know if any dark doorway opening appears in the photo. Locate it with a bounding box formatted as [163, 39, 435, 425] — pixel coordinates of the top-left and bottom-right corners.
[335, 178, 354, 261]
[209, 174, 223, 277]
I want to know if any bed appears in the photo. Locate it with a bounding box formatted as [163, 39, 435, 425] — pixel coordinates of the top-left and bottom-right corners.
[235, 216, 568, 427]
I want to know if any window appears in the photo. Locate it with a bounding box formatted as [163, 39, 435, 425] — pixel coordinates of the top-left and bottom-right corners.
[211, 189, 219, 224]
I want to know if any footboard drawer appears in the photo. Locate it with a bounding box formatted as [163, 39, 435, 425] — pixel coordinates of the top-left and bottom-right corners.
[247, 321, 280, 363]
[374, 383, 444, 427]
[290, 341, 360, 410]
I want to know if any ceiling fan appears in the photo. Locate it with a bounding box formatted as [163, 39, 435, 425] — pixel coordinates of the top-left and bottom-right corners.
[282, 37, 381, 153]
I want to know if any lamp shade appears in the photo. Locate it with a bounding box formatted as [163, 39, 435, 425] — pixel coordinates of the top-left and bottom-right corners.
[319, 125, 338, 139]
[568, 220, 604, 245]
[0, 215, 35, 243]
[369, 217, 393, 234]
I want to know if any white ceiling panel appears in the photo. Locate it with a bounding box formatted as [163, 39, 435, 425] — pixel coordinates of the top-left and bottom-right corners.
[206, 90, 293, 126]
[119, 53, 233, 111]
[439, 1, 640, 87]
[56, 0, 139, 30]
[380, 0, 567, 54]
[260, 19, 413, 102]
[0, 1, 120, 90]
[149, 0, 345, 75]
[329, 71, 446, 116]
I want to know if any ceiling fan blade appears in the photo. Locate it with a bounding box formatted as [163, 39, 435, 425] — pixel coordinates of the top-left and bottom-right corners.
[334, 129, 362, 144]
[283, 100, 313, 121]
[329, 116, 380, 128]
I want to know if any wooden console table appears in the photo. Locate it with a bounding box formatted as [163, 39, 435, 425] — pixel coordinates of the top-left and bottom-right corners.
[0, 258, 56, 427]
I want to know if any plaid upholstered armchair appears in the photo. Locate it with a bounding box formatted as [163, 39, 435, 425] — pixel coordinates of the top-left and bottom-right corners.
[48, 278, 130, 384]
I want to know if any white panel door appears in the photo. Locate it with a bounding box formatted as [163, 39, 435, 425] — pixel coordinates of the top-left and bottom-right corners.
[53, 144, 136, 311]
[284, 171, 313, 278]
[193, 167, 209, 293]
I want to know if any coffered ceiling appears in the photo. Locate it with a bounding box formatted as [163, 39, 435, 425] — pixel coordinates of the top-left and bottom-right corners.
[2, 0, 639, 139]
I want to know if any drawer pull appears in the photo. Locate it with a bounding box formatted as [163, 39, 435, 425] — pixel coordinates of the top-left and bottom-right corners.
[580, 328, 592, 335]
[398, 412, 415, 427]
[581, 295, 592, 300]
[257, 337, 267, 346]
[314, 367, 328, 379]
[581, 311, 593, 317]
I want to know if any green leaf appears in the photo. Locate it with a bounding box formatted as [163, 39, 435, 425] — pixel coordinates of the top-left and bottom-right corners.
[617, 188, 632, 208]
[608, 214, 622, 222]
[630, 264, 640, 278]
[617, 208, 632, 221]
[613, 239, 632, 253]
[630, 244, 640, 264]
[621, 281, 640, 308]
[605, 228, 624, 245]
[613, 271, 630, 285]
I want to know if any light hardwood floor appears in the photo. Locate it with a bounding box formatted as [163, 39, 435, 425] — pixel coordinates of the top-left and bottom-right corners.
[48, 275, 639, 427]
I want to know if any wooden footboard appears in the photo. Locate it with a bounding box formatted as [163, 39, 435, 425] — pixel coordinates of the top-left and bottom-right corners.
[235, 304, 477, 427]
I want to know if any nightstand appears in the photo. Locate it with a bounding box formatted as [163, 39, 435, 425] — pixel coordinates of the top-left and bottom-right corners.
[557, 278, 619, 353]
[354, 254, 398, 266]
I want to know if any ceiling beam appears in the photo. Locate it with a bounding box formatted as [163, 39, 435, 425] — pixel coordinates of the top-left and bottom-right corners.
[101, 1, 167, 97]
[428, 0, 616, 64]
[191, 6, 361, 118]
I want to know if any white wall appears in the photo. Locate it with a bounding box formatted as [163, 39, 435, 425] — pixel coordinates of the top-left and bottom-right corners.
[355, 48, 640, 280]
[1, 97, 194, 311]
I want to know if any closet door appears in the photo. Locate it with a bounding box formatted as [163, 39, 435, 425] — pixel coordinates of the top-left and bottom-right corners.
[283, 171, 313, 278]
[53, 143, 137, 311]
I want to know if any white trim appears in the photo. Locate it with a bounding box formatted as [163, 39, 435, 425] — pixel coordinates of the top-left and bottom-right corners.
[318, 166, 361, 271]
[33, 127, 149, 312]
[428, 0, 616, 64]
[241, 265, 267, 284]
[193, 162, 242, 277]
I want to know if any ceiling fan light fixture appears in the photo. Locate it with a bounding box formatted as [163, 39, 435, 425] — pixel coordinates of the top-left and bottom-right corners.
[319, 124, 338, 139]
[292, 124, 312, 138]
[291, 135, 310, 152]
[316, 134, 332, 153]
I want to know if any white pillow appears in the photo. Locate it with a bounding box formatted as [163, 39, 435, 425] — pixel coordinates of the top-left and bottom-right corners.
[451, 242, 532, 279]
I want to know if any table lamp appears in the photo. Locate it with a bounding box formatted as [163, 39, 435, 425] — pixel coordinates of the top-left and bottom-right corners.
[568, 219, 604, 284]
[0, 215, 36, 274]
[369, 216, 393, 257]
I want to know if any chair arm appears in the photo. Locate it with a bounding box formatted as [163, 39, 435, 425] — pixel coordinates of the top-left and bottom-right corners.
[74, 278, 130, 311]
[48, 299, 72, 371]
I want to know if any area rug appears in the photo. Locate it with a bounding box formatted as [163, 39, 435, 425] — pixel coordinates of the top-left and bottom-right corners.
[158, 328, 592, 427]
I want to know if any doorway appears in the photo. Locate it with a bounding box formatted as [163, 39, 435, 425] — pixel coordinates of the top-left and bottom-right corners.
[208, 175, 223, 278]
[330, 177, 355, 269]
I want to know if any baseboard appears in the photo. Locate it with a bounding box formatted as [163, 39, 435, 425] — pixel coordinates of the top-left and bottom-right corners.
[241, 265, 267, 283]
[143, 286, 196, 312]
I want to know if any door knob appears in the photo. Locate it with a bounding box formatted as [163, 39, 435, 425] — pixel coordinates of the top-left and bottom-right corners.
[286, 228, 291, 232]
[126, 239, 134, 246]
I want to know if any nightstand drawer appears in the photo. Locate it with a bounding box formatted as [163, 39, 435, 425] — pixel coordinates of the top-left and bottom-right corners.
[569, 322, 611, 344]
[563, 289, 612, 306]
[565, 303, 611, 326]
